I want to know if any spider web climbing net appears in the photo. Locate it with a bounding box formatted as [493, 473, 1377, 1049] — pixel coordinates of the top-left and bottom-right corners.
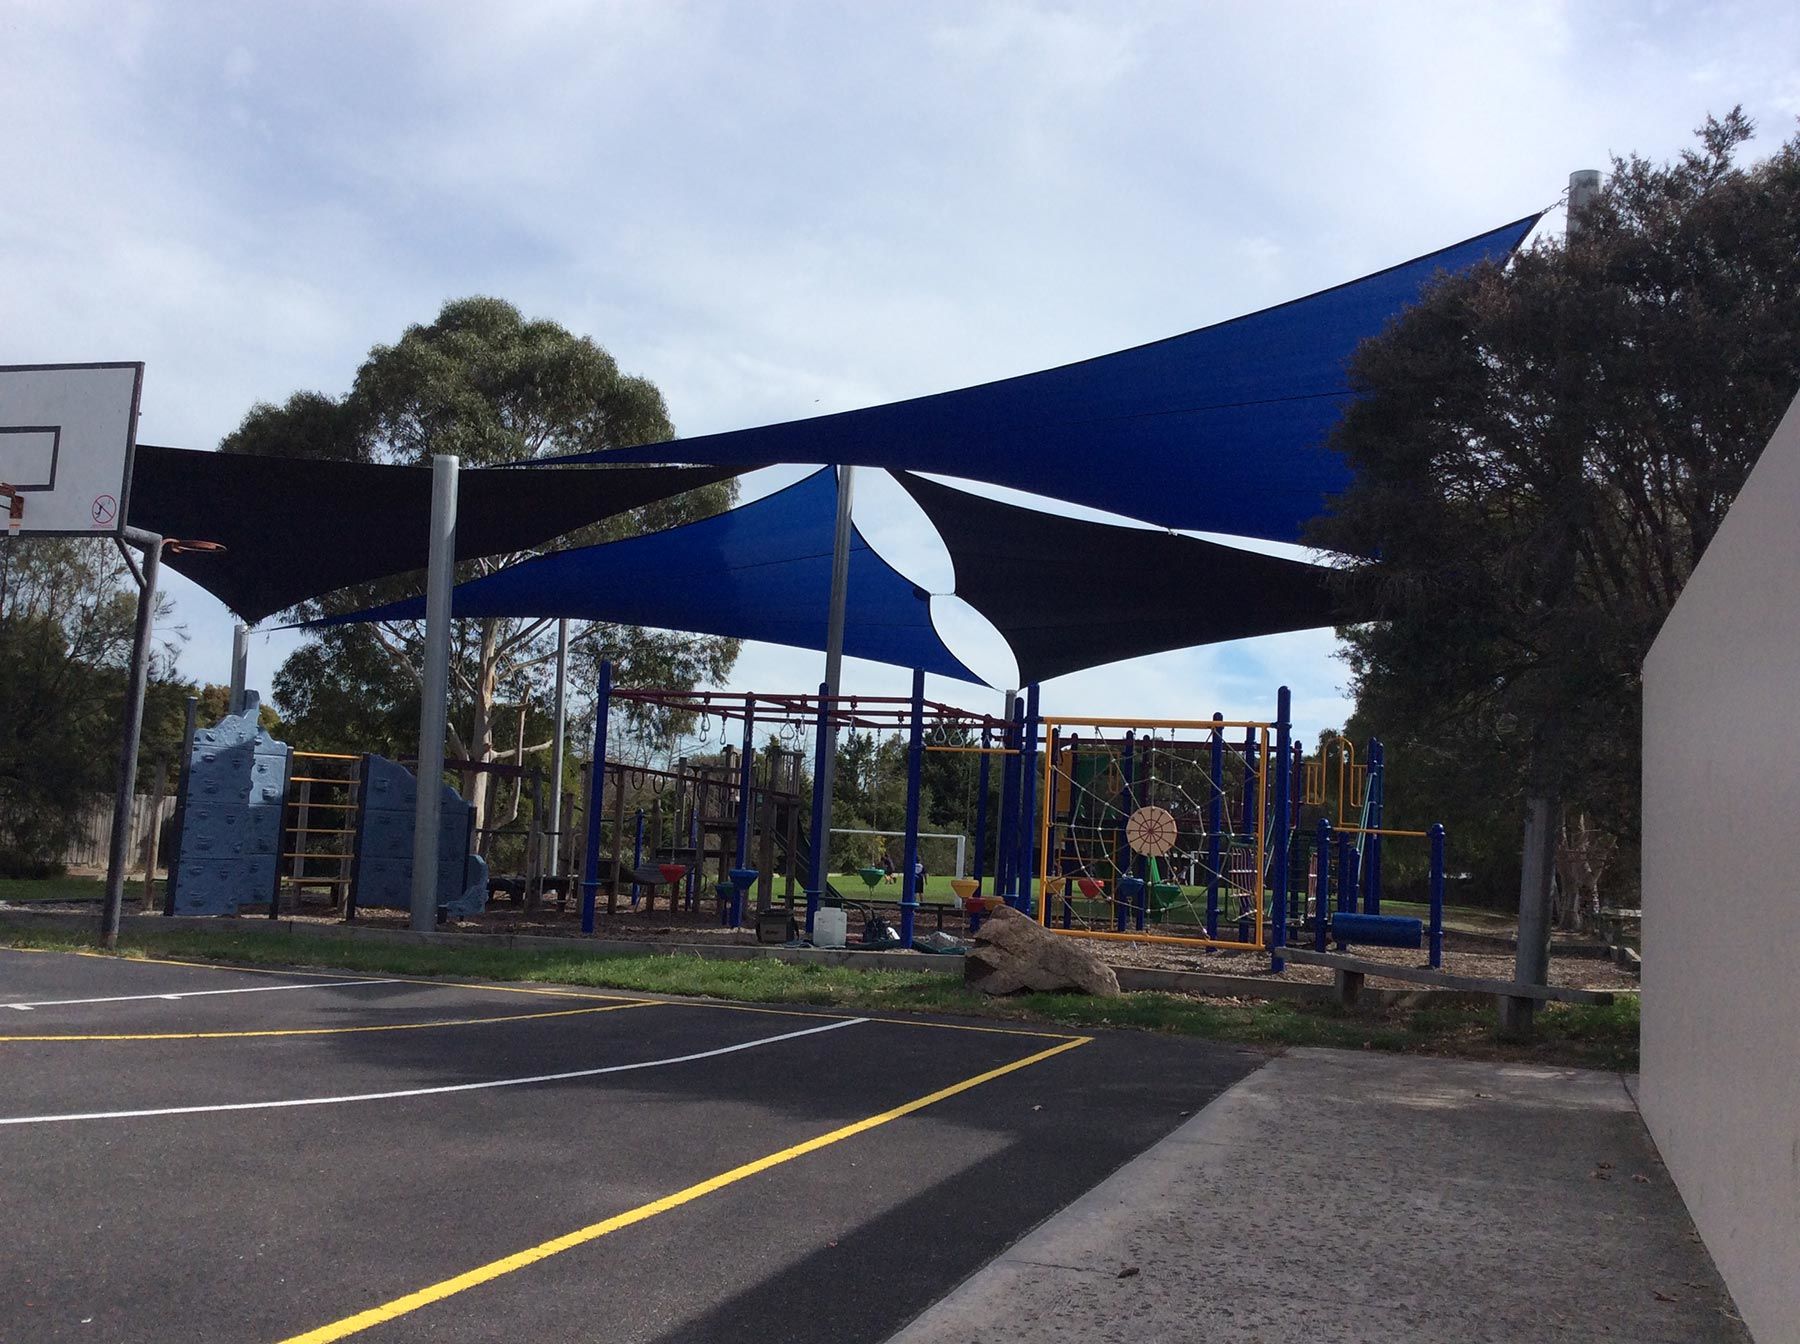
[1039, 720, 1276, 947]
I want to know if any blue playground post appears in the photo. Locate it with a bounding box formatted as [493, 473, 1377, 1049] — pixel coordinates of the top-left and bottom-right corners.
[899, 668, 926, 948]
[1366, 737, 1385, 914]
[734, 701, 755, 867]
[630, 808, 644, 907]
[1289, 742, 1306, 926]
[1270, 686, 1291, 971]
[996, 699, 1020, 904]
[1314, 817, 1332, 951]
[973, 723, 992, 895]
[1428, 822, 1446, 969]
[1334, 832, 1356, 948]
[1238, 726, 1261, 945]
[1206, 713, 1224, 940]
[804, 681, 830, 935]
[579, 659, 612, 936]
[1016, 683, 1041, 915]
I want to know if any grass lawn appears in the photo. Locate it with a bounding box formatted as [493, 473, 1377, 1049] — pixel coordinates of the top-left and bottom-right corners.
[0, 921, 1637, 1071]
[0, 875, 119, 903]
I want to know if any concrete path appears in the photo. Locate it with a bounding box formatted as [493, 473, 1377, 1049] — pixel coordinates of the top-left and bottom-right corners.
[886, 1048, 1748, 1344]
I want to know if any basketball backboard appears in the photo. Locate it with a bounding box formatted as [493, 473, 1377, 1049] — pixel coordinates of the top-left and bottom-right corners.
[0, 362, 143, 535]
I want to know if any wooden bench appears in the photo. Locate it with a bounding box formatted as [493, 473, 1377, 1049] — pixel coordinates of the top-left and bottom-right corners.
[1276, 943, 1616, 1010]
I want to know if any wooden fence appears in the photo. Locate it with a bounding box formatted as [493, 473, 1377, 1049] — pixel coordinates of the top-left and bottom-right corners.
[55, 793, 177, 873]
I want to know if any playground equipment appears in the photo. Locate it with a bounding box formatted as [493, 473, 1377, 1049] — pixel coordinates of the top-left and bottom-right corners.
[165, 693, 290, 916]
[163, 698, 490, 920]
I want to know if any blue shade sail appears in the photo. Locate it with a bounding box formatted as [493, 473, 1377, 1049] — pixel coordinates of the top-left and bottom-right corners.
[554, 217, 1540, 541]
[324, 469, 985, 685]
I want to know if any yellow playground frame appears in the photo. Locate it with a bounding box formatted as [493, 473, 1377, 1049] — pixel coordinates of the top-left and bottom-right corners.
[1035, 715, 1273, 951]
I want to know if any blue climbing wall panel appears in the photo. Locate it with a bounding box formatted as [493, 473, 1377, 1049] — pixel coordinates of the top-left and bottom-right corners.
[349, 756, 488, 917]
[168, 692, 291, 916]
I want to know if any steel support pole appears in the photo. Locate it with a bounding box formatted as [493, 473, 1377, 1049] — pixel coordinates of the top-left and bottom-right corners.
[547, 618, 569, 877]
[410, 454, 458, 931]
[995, 691, 1019, 900]
[101, 527, 162, 948]
[1270, 685, 1292, 971]
[1016, 683, 1040, 914]
[809, 465, 856, 882]
[227, 623, 249, 716]
[1429, 823, 1447, 969]
[804, 681, 830, 934]
[735, 703, 756, 867]
[580, 660, 613, 935]
[163, 694, 199, 916]
[972, 724, 992, 893]
[898, 668, 926, 949]
[1207, 713, 1223, 940]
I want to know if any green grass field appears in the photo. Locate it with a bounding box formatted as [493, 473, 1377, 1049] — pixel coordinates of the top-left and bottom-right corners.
[0, 919, 1635, 1070]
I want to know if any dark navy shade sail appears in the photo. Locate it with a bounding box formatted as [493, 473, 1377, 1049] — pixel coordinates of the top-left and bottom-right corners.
[128, 445, 743, 624]
[324, 468, 985, 685]
[892, 471, 1361, 684]
[556, 216, 1540, 541]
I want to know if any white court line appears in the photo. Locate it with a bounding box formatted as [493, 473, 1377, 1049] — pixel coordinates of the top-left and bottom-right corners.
[0, 979, 406, 1011]
[0, 1017, 867, 1126]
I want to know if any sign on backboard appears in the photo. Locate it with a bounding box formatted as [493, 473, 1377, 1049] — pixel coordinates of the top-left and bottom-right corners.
[0, 362, 143, 536]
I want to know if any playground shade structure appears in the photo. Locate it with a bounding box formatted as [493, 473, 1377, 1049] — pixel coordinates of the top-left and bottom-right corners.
[323, 468, 983, 683]
[127, 446, 743, 623]
[892, 470, 1357, 683]
[549, 216, 1541, 540]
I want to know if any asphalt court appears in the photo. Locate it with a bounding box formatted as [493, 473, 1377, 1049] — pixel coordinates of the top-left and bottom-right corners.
[0, 947, 1263, 1343]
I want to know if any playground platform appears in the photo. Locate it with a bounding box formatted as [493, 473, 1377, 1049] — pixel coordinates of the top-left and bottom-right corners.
[885, 1049, 1747, 1344]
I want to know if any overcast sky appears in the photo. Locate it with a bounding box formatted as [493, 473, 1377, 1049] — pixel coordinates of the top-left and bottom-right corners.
[4, 0, 1796, 738]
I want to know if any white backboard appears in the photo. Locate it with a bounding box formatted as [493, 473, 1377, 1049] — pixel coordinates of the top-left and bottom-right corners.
[0, 363, 142, 535]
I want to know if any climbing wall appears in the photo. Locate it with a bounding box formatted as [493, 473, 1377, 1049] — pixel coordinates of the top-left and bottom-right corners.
[348, 756, 488, 917]
[167, 692, 291, 915]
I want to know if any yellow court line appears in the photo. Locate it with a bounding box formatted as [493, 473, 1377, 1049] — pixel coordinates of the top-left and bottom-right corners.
[276, 1033, 1092, 1344]
[0, 1000, 659, 1043]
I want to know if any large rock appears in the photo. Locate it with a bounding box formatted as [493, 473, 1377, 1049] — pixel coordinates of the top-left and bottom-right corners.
[965, 904, 1120, 997]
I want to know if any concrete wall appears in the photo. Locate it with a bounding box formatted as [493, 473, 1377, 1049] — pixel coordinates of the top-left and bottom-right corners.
[1640, 391, 1800, 1343]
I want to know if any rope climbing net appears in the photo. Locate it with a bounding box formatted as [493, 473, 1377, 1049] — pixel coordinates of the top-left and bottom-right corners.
[1037, 717, 1278, 949]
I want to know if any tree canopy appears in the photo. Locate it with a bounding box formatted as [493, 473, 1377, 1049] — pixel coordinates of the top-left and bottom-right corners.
[1311, 111, 1800, 905]
[227, 297, 740, 841]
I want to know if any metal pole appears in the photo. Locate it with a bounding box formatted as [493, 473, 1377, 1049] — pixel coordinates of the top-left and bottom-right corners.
[547, 618, 568, 877]
[995, 690, 1019, 900]
[809, 465, 856, 872]
[1270, 685, 1291, 970]
[735, 702, 756, 867]
[410, 453, 458, 932]
[1429, 823, 1447, 970]
[163, 694, 198, 916]
[899, 667, 925, 949]
[972, 723, 992, 893]
[1207, 713, 1223, 940]
[101, 527, 162, 948]
[804, 681, 830, 934]
[1508, 167, 1600, 1029]
[227, 623, 249, 715]
[1314, 818, 1332, 951]
[1365, 737, 1384, 914]
[1017, 684, 1041, 914]
[1567, 169, 1601, 237]
[581, 660, 613, 935]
